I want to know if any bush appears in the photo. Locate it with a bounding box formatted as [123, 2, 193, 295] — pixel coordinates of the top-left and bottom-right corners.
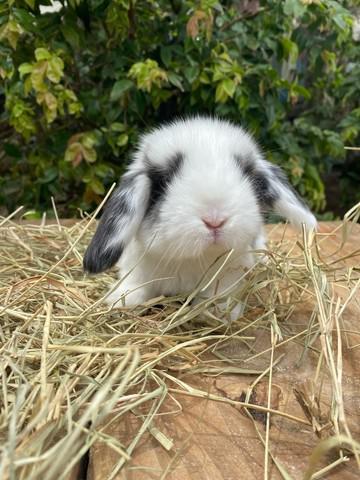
[1, 0, 360, 217]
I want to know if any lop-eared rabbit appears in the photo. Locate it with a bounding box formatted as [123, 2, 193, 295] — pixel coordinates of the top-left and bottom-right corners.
[84, 117, 316, 307]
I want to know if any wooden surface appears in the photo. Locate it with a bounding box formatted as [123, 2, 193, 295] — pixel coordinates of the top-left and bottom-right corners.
[82, 222, 360, 479]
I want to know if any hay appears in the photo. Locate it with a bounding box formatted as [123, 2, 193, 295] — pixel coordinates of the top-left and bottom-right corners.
[0, 202, 359, 480]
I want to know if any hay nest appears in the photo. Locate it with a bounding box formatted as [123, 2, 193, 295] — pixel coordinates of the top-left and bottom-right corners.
[0, 201, 359, 480]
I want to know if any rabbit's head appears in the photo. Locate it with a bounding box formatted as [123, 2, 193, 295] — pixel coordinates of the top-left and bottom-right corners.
[84, 117, 316, 273]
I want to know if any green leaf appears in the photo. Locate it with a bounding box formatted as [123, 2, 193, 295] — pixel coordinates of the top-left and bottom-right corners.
[18, 63, 33, 78]
[110, 79, 133, 101]
[281, 37, 299, 65]
[332, 14, 348, 32]
[184, 66, 199, 84]
[222, 78, 236, 98]
[199, 71, 210, 84]
[110, 122, 126, 132]
[216, 78, 235, 103]
[24, 0, 35, 8]
[168, 72, 184, 91]
[22, 211, 42, 220]
[116, 133, 128, 146]
[12, 8, 36, 31]
[90, 177, 105, 195]
[283, 0, 306, 17]
[160, 46, 172, 68]
[35, 48, 52, 61]
[38, 167, 58, 184]
[60, 24, 80, 49]
[215, 83, 226, 103]
[212, 65, 225, 82]
[95, 164, 112, 178]
[291, 84, 311, 100]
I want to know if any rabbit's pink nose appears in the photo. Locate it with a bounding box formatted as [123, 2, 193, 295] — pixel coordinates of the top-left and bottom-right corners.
[202, 217, 227, 230]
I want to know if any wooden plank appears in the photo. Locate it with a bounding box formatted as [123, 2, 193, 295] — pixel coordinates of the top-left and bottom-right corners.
[66, 462, 83, 480]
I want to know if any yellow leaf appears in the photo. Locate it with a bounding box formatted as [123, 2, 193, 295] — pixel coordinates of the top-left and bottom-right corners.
[19, 63, 33, 78]
[36, 91, 58, 123]
[82, 146, 97, 163]
[31, 61, 48, 92]
[47, 56, 64, 83]
[24, 76, 32, 96]
[186, 10, 213, 40]
[35, 48, 52, 61]
[0, 20, 24, 50]
[65, 142, 83, 165]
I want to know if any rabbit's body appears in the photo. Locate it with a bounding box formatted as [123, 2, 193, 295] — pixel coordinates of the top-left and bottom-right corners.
[84, 117, 316, 306]
[106, 238, 258, 306]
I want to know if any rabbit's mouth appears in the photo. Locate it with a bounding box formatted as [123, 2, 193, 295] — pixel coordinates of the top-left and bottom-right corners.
[201, 229, 227, 251]
[208, 229, 223, 245]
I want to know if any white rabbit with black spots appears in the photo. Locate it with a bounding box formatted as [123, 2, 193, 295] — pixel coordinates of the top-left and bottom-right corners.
[84, 116, 316, 307]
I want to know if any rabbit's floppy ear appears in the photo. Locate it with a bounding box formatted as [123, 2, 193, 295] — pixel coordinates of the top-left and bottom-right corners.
[271, 165, 317, 229]
[83, 171, 150, 273]
[244, 160, 317, 230]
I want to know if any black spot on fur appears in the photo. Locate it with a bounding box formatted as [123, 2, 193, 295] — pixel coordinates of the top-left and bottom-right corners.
[145, 152, 184, 215]
[241, 161, 279, 210]
[235, 155, 311, 217]
[83, 173, 139, 273]
[111, 175, 135, 215]
[83, 242, 124, 274]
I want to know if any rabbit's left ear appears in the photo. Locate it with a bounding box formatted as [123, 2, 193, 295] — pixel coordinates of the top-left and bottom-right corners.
[246, 161, 317, 230]
[83, 172, 150, 273]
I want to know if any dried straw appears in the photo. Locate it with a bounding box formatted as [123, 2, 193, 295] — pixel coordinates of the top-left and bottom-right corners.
[0, 200, 359, 480]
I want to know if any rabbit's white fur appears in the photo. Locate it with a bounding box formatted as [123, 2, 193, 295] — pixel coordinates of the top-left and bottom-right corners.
[84, 116, 317, 307]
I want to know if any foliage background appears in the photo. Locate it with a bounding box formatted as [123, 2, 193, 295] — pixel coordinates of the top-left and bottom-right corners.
[1, 0, 359, 218]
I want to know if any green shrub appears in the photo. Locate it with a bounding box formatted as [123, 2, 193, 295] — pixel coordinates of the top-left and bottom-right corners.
[1, 0, 359, 217]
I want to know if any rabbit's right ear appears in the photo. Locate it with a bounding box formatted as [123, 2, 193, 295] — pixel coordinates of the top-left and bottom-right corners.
[83, 171, 150, 273]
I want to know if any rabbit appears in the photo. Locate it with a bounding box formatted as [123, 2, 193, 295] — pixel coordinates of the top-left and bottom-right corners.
[83, 116, 317, 308]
